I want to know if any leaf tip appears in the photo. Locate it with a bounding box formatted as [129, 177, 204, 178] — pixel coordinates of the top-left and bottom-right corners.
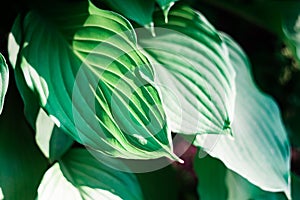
[168, 152, 184, 164]
[144, 22, 156, 37]
[162, 2, 175, 24]
[177, 158, 184, 164]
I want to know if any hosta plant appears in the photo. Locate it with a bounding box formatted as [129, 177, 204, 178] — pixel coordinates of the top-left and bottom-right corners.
[0, 0, 300, 199]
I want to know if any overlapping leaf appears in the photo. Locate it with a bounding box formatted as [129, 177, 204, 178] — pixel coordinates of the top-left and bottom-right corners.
[139, 5, 236, 135]
[8, 1, 178, 160]
[194, 34, 291, 198]
[37, 148, 143, 200]
[8, 23, 74, 162]
[35, 109, 74, 161]
[0, 53, 9, 114]
[96, 0, 155, 27]
[194, 155, 286, 200]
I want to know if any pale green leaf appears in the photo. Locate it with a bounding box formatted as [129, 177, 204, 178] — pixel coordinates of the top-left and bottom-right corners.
[194, 34, 291, 198]
[9, 1, 178, 161]
[35, 109, 54, 158]
[139, 5, 236, 135]
[0, 53, 9, 114]
[194, 155, 286, 200]
[96, 0, 155, 26]
[226, 170, 286, 200]
[37, 148, 143, 200]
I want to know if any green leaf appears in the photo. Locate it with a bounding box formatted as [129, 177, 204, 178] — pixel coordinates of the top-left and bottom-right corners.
[0, 53, 9, 114]
[37, 148, 143, 200]
[139, 5, 236, 135]
[194, 155, 286, 200]
[292, 174, 300, 200]
[95, 0, 155, 26]
[49, 126, 74, 162]
[9, 1, 179, 161]
[0, 83, 48, 200]
[194, 34, 291, 198]
[193, 154, 227, 200]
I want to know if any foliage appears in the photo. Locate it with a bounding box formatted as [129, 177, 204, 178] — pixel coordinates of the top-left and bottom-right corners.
[0, 0, 299, 199]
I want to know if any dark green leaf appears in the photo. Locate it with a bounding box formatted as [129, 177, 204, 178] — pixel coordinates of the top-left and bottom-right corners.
[37, 148, 143, 200]
[49, 126, 74, 162]
[194, 34, 291, 198]
[194, 154, 227, 200]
